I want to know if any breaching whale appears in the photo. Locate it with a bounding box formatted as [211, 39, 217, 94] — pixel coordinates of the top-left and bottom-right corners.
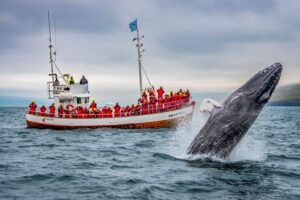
[187, 63, 282, 159]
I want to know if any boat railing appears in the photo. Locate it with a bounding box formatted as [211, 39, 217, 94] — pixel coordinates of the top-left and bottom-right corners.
[27, 99, 193, 119]
[70, 83, 89, 94]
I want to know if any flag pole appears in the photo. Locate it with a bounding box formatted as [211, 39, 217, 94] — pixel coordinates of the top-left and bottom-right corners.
[135, 19, 143, 97]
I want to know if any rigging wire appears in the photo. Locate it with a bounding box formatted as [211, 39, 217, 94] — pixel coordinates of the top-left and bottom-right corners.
[53, 61, 68, 84]
[141, 64, 153, 89]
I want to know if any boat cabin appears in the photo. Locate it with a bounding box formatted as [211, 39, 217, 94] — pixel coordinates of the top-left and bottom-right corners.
[48, 78, 91, 110]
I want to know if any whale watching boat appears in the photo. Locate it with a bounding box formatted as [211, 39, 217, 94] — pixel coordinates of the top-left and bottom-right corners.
[25, 14, 196, 129]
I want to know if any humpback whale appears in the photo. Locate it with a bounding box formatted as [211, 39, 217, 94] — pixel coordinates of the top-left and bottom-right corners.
[187, 63, 282, 159]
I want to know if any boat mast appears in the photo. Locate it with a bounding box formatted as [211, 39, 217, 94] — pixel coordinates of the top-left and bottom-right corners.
[132, 19, 145, 97]
[48, 11, 55, 96]
[137, 27, 143, 96]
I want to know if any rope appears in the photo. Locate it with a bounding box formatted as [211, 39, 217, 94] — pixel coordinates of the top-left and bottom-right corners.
[141, 64, 153, 88]
[53, 61, 68, 84]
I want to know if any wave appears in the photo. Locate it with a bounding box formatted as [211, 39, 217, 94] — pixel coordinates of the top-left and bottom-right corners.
[152, 152, 184, 162]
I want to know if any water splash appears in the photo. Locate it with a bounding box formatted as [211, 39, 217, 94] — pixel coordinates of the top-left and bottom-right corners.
[228, 131, 266, 162]
[165, 111, 208, 159]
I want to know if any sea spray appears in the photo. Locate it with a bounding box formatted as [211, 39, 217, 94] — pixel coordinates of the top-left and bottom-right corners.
[228, 131, 266, 162]
[164, 111, 208, 159]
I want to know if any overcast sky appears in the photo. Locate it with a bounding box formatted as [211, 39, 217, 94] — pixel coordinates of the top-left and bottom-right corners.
[0, 0, 299, 103]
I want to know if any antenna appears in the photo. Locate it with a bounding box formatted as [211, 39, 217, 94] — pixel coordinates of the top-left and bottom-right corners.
[47, 11, 68, 86]
[47, 10, 56, 99]
[48, 11, 54, 81]
[53, 16, 57, 61]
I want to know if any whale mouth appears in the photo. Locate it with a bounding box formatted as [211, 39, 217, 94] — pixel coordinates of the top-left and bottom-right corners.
[256, 63, 282, 104]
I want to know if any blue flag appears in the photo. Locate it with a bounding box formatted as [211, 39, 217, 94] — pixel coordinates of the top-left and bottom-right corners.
[129, 19, 138, 32]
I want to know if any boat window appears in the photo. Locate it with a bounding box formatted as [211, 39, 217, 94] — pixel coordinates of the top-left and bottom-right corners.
[85, 97, 89, 104]
[77, 98, 82, 104]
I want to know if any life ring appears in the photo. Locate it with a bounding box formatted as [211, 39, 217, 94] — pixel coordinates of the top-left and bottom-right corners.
[66, 104, 75, 111]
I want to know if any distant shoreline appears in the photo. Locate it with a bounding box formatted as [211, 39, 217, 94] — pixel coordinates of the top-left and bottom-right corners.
[268, 101, 300, 107]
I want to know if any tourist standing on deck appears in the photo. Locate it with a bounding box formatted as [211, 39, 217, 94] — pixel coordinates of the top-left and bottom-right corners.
[83, 107, 89, 118]
[157, 86, 165, 100]
[130, 104, 135, 116]
[80, 75, 88, 85]
[89, 100, 97, 111]
[142, 97, 148, 115]
[134, 103, 141, 115]
[49, 103, 55, 117]
[157, 97, 163, 112]
[68, 76, 75, 85]
[28, 101, 37, 114]
[102, 106, 108, 118]
[114, 103, 121, 117]
[40, 105, 46, 116]
[58, 105, 64, 118]
[77, 106, 83, 118]
[164, 94, 170, 111]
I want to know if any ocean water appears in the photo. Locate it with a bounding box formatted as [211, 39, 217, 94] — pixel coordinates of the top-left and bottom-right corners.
[0, 107, 299, 200]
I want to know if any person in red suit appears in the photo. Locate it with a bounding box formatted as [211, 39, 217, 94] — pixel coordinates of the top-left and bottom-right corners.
[148, 88, 155, 99]
[93, 108, 99, 118]
[102, 106, 108, 118]
[49, 104, 55, 117]
[114, 103, 121, 117]
[156, 86, 165, 100]
[64, 109, 70, 118]
[134, 103, 141, 115]
[107, 107, 113, 118]
[28, 101, 37, 114]
[130, 104, 135, 116]
[77, 106, 83, 118]
[164, 95, 170, 111]
[157, 97, 163, 112]
[39, 105, 46, 116]
[83, 107, 89, 118]
[186, 90, 190, 103]
[149, 97, 157, 114]
[125, 106, 130, 116]
[141, 97, 148, 115]
[89, 100, 97, 111]
[58, 105, 64, 118]
[121, 107, 125, 117]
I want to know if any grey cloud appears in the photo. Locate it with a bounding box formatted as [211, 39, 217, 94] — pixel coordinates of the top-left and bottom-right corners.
[0, 0, 123, 51]
[158, 0, 276, 16]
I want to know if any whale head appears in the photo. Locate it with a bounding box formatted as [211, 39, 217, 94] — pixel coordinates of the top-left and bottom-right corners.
[223, 63, 282, 112]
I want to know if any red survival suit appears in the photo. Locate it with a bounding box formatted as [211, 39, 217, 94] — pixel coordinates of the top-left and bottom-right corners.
[114, 104, 121, 117]
[39, 105, 46, 116]
[157, 87, 165, 100]
[58, 105, 64, 118]
[49, 104, 55, 117]
[29, 101, 37, 114]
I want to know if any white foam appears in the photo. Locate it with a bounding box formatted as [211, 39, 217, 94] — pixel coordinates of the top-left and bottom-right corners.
[165, 111, 208, 159]
[228, 132, 266, 162]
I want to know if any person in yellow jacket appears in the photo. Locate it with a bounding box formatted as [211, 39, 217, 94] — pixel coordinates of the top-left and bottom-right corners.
[68, 76, 75, 85]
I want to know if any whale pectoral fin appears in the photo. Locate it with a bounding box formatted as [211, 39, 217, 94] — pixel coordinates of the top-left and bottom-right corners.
[200, 98, 222, 114]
